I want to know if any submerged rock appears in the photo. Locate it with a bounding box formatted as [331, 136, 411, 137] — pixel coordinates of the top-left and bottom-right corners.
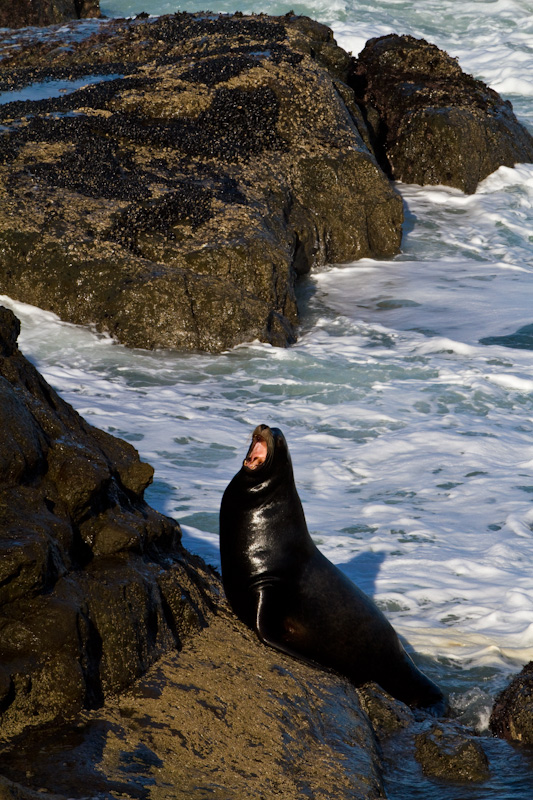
[480, 323, 533, 351]
[0, 0, 100, 29]
[490, 661, 533, 744]
[414, 723, 490, 783]
[0, 13, 402, 352]
[352, 34, 533, 193]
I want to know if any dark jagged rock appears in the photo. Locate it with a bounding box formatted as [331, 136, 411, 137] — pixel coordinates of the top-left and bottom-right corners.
[0, 305, 217, 741]
[358, 682, 414, 737]
[352, 34, 533, 193]
[0, 0, 100, 29]
[358, 682, 494, 789]
[489, 661, 533, 744]
[0, 13, 402, 352]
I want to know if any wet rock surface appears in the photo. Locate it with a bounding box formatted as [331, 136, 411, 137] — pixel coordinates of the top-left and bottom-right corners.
[0, 305, 217, 741]
[0, 12, 402, 352]
[490, 660, 533, 744]
[352, 33, 533, 193]
[0, 611, 386, 800]
[0, 0, 100, 29]
[356, 683, 498, 792]
[358, 681, 414, 737]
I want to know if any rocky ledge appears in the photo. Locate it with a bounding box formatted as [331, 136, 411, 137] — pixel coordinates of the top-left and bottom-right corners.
[0, 614, 387, 800]
[0, 304, 387, 798]
[352, 33, 533, 194]
[0, 13, 402, 352]
[0, 13, 530, 352]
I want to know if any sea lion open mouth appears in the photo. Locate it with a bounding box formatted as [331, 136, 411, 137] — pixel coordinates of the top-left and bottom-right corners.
[244, 433, 268, 469]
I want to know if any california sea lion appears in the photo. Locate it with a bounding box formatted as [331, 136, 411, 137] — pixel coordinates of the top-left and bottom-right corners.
[220, 424, 445, 712]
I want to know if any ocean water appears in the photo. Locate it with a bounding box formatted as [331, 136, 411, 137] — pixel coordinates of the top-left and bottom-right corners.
[2, 0, 533, 794]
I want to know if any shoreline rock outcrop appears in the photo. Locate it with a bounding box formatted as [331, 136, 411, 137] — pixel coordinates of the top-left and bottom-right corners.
[0, 305, 525, 798]
[1, 16, 531, 352]
[0, 13, 402, 353]
[0, 1, 100, 30]
[0, 613, 387, 800]
[0, 303, 386, 798]
[351, 34, 533, 194]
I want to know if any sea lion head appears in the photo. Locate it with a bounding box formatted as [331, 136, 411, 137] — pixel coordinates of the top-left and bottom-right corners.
[243, 424, 291, 477]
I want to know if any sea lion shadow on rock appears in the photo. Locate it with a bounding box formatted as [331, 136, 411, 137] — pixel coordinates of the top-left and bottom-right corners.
[219, 424, 446, 715]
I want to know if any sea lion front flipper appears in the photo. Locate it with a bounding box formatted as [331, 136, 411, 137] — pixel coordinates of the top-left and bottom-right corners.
[254, 584, 324, 671]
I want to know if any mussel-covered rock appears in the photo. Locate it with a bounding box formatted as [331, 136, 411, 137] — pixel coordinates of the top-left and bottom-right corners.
[0, 13, 402, 352]
[0, 1, 100, 30]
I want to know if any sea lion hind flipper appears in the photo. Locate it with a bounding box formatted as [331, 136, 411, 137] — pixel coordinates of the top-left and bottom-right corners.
[375, 650, 448, 715]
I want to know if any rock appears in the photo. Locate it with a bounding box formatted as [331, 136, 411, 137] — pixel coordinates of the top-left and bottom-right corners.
[480, 322, 533, 351]
[0, 0, 100, 29]
[0, 304, 389, 796]
[77, 0, 100, 17]
[0, 775, 65, 800]
[0, 612, 386, 799]
[414, 722, 490, 783]
[352, 34, 533, 193]
[357, 683, 494, 789]
[0, 13, 402, 352]
[0, 305, 217, 741]
[358, 682, 414, 738]
[489, 661, 533, 744]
